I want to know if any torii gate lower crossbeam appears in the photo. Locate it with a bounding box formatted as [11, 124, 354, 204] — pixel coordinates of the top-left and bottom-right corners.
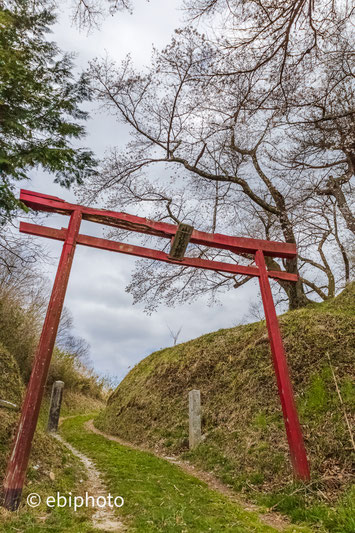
[1, 190, 310, 511]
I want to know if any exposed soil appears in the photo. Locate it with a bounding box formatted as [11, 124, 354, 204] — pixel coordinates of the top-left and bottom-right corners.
[53, 432, 125, 532]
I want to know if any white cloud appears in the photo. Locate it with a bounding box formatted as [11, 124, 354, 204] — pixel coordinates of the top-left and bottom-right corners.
[16, 0, 260, 381]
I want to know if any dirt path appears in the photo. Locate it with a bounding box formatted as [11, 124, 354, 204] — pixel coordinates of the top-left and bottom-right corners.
[85, 419, 291, 532]
[52, 432, 125, 531]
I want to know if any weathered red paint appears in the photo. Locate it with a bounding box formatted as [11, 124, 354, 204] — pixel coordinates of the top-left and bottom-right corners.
[255, 250, 310, 480]
[2, 190, 310, 510]
[20, 189, 297, 259]
[1, 210, 82, 510]
[19, 222, 299, 282]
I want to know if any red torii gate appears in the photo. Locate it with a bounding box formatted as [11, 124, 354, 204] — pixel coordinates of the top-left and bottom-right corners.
[2, 189, 310, 510]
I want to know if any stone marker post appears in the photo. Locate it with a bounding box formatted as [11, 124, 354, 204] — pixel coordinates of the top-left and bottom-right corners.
[47, 381, 64, 433]
[189, 389, 202, 450]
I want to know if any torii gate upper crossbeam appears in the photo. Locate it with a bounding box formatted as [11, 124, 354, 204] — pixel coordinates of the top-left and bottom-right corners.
[1, 190, 310, 511]
[20, 189, 297, 258]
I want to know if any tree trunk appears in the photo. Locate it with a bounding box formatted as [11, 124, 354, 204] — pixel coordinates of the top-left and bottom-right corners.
[274, 202, 312, 309]
[265, 255, 312, 309]
[286, 258, 312, 309]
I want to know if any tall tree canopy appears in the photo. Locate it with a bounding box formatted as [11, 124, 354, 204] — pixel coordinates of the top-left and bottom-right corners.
[0, 0, 97, 223]
[82, 0, 354, 312]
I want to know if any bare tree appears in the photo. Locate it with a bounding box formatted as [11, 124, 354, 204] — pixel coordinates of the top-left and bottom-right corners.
[0, 224, 49, 314]
[81, 9, 353, 311]
[57, 307, 92, 365]
[0, 223, 92, 371]
[71, 0, 132, 28]
[184, 1, 354, 104]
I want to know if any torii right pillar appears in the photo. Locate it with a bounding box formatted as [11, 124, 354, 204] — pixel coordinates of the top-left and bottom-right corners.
[255, 250, 310, 480]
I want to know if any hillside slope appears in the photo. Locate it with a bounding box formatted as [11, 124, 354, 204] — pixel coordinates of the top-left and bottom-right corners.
[0, 344, 24, 480]
[0, 286, 106, 493]
[0, 343, 106, 530]
[97, 284, 355, 530]
[0, 342, 104, 487]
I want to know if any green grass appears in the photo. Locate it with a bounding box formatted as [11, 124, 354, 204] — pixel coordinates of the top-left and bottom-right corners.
[0, 431, 95, 533]
[0, 400, 103, 532]
[97, 283, 355, 533]
[60, 415, 312, 533]
[0, 309, 105, 531]
[256, 485, 355, 533]
[186, 442, 355, 533]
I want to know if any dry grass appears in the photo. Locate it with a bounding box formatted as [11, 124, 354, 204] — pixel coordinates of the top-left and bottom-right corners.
[97, 284, 355, 530]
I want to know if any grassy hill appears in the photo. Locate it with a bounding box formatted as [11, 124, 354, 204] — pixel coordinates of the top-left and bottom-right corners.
[0, 284, 106, 527]
[97, 283, 355, 532]
[0, 344, 24, 480]
[0, 342, 105, 531]
[0, 341, 104, 487]
[0, 288, 106, 492]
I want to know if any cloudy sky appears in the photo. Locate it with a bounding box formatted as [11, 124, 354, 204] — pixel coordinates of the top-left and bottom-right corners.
[23, 0, 261, 381]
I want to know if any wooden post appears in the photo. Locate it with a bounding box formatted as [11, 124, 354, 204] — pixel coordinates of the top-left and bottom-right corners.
[255, 250, 310, 480]
[47, 381, 64, 433]
[1, 210, 82, 511]
[189, 390, 202, 450]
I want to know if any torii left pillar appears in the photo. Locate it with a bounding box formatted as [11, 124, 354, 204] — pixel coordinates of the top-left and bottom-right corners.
[1, 210, 82, 510]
